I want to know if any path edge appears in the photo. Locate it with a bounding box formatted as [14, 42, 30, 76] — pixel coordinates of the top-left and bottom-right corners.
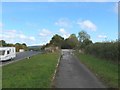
[51, 51, 62, 88]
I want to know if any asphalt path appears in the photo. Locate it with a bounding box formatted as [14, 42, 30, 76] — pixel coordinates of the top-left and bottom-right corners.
[54, 49, 106, 88]
[1, 51, 40, 66]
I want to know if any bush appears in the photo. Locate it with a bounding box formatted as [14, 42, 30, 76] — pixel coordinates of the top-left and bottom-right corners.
[85, 42, 118, 62]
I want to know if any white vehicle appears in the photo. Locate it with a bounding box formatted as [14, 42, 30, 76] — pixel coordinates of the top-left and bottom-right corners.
[19, 49, 24, 52]
[0, 47, 16, 61]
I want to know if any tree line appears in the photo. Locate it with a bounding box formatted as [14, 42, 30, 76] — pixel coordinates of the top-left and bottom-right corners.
[0, 30, 118, 62]
[0, 40, 28, 52]
[42, 30, 92, 50]
[41, 34, 78, 49]
[42, 30, 119, 62]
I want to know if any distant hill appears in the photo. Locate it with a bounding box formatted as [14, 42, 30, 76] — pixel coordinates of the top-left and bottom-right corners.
[28, 45, 42, 51]
[28, 45, 42, 48]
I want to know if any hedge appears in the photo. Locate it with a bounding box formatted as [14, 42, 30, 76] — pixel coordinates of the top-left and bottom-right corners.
[85, 42, 118, 62]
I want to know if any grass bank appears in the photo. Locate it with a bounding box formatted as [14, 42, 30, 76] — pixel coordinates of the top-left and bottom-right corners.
[2, 52, 59, 88]
[75, 51, 118, 88]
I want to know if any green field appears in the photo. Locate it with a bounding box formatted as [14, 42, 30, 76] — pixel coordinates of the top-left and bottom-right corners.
[75, 52, 118, 88]
[2, 52, 59, 88]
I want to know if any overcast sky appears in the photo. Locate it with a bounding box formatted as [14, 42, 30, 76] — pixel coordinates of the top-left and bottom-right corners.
[0, 2, 118, 46]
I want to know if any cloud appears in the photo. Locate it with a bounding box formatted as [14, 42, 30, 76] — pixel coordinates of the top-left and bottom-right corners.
[59, 28, 70, 38]
[19, 34, 27, 39]
[39, 29, 52, 37]
[39, 37, 51, 44]
[0, 29, 36, 44]
[98, 35, 107, 38]
[39, 28, 70, 44]
[29, 36, 36, 41]
[55, 18, 72, 28]
[38, 28, 54, 45]
[78, 20, 97, 31]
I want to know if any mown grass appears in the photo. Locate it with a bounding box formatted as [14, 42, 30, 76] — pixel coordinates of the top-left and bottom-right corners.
[75, 51, 118, 88]
[2, 52, 59, 88]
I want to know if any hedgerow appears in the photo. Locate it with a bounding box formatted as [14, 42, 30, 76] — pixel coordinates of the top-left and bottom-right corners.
[84, 42, 118, 62]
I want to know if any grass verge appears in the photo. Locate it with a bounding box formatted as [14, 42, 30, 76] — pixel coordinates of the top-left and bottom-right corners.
[2, 52, 59, 88]
[75, 51, 118, 88]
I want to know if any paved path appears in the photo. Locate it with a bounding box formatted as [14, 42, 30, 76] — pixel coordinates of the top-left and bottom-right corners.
[54, 49, 105, 88]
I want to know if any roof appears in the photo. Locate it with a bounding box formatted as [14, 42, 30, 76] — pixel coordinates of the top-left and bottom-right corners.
[0, 47, 15, 50]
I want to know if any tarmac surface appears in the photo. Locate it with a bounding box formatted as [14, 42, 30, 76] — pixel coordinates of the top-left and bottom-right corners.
[54, 49, 105, 88]
[1, 51, 40, 66]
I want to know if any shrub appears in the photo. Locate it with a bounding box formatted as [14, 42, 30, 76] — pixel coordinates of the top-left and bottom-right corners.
[85, 42, 118, 62]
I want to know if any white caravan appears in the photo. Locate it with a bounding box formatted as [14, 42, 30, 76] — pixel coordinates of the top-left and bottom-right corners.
[0, 47, 16, 61]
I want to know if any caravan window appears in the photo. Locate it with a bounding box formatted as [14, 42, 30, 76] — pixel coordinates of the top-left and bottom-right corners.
[0, 50, 5, 55]
[7, 50, 10, 54]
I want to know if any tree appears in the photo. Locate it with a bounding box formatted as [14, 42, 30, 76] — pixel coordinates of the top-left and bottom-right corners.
[78, 30, 90, 43]
[69, 34, 79, 48]
[22, 43, 27, 46]
[22, 43, 28, 51]
[81, 39, 92, 49]
[61, 34, 79, 49]
[15, 43, 22, 52]
[61, 38, 71, 49]
[15, 43, 28, 52]
[0, 40, 7, 47]
[50, 34, 64, 48]
[7, 43, 15, 47]
[78, 30, 92, 49]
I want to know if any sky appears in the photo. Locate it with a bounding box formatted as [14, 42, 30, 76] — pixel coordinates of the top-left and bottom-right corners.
[1, 0, 119, 2]
[0, 1, 118, 46]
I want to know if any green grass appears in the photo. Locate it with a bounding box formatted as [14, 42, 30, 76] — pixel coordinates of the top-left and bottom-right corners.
[75, 51, 118, 88]
[2, 52, 59, 88]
